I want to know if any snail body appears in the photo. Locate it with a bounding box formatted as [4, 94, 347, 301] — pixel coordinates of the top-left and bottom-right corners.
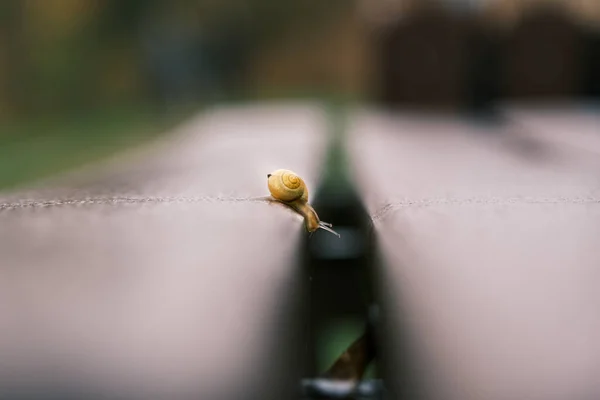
[267, 169, 340, 237]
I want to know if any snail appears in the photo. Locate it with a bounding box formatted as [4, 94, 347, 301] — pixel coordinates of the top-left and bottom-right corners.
[267, 169, 340, 237]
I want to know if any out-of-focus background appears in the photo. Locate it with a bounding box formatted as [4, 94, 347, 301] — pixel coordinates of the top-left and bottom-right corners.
[1, 0, 600, 395]
[1, 0, 599, 189]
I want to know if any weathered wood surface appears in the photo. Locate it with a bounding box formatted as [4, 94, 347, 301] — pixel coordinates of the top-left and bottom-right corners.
[499, 103, 600, 156]
[0, 103, 328, 399]
[347, 106, 600, 400]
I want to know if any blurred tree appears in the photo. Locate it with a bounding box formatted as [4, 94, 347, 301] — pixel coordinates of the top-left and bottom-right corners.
[501, 4, 584, 99]
[0, 0, 362, 118]
[0, 1, 26, 119]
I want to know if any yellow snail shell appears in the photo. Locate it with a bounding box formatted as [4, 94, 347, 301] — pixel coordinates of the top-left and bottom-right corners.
[267, 169, 308, 203]
[267, 169, 340, 237]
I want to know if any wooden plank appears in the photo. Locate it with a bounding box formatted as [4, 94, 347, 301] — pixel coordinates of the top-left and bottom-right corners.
[347, 109, 600, 400]
[499, 102, 600, 156]
[0, 103, 328, 399]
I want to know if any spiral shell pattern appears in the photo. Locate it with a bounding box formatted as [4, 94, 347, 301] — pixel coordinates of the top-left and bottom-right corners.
[267, 169, 308, 202]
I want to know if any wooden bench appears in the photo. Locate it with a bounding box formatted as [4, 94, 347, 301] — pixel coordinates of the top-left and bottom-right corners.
[0, 103, 328, 399]
[347, 105, 600, 400]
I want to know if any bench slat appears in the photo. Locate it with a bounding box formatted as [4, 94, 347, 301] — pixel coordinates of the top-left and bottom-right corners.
[0, 103, 328, 399]
[348, 109, 600, 400]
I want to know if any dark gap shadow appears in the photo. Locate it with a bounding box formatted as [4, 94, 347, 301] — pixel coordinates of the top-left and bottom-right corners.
[299, 103, 383, 399]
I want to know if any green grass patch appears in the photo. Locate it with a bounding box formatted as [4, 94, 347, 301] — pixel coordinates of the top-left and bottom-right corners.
[0, 105, 192, 191]
[318, 317, 377, 379]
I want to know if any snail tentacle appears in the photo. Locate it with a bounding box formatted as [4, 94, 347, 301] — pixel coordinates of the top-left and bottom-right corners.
[318, 221, 341, 237]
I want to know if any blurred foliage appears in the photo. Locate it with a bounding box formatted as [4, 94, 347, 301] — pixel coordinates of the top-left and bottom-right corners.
[318, 318, 376, 379]
[1, 0, 599, 119]
[0, 0, 356, 119]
